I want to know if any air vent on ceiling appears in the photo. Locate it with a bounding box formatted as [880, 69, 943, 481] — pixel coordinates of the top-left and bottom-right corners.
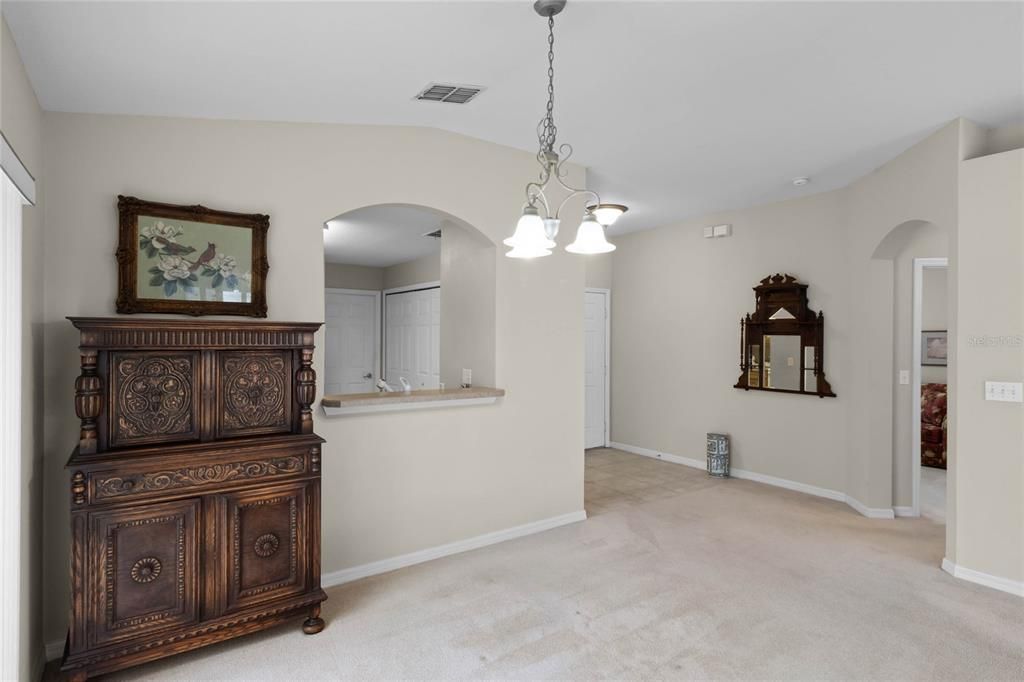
[415, 83, 484, 104]
[423, 229, 442, 239]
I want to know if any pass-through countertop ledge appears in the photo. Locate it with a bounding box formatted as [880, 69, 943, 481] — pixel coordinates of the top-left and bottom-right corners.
[320, 387, 505, 416]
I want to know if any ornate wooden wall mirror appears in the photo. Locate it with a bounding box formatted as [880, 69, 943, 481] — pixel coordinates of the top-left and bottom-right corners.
[734, 273, 836, 397]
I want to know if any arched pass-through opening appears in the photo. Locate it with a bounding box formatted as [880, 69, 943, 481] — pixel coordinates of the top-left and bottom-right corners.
[321, 203, 496, 395]
[871, 219, 949, 522]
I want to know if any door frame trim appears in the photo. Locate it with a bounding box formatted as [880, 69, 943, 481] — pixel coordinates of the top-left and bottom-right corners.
[585, 287, 611, 448]
[324, 287, 382, 391]
[910, 257, 947, 518]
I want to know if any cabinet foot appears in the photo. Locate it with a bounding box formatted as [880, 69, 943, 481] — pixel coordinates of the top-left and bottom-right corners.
[302, 605, 325, 634]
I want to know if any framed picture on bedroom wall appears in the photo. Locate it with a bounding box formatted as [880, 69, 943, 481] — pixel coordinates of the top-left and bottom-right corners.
[921, 330, 948, 366]
[115, 195, 269, 317]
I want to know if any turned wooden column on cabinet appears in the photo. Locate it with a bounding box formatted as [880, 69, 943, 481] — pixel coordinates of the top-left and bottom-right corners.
[61, 318, 326, 681]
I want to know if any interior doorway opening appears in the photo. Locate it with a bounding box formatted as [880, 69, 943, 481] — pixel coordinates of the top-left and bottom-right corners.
[913, 258, 948, 522]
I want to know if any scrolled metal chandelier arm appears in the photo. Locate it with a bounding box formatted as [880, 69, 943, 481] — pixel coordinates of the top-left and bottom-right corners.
[520, 15, 602, 221]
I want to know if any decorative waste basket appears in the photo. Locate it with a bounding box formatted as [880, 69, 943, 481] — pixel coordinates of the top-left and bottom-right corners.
[706, 433, 730, 478]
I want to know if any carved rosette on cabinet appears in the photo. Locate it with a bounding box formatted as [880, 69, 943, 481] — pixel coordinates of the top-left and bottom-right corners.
[63, 318, 326, 681]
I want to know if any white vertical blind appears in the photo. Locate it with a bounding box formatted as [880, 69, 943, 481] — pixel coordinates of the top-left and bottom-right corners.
[0, 172, 26, 682]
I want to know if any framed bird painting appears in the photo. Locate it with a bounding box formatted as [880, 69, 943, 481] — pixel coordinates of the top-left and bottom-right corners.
[116, 195, 269, 316]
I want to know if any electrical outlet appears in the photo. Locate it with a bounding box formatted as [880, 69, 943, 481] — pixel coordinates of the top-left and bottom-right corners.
[984, 381, 1023, 403]
[462, 368, 472, 386]
[899, 370, 910, 385]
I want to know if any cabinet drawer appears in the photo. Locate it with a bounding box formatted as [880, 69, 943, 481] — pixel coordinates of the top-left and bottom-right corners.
[88, 499, 200, 647]
[219, 482, 309, 613]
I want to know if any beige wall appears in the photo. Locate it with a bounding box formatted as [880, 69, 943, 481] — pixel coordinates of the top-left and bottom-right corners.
[324, 262, 384, 291]
[611, 189, 850, 492]
[953, 148, 1023, 583]
[383, 251, 440, 290]
[39, 112, 586, 649]
[1, 17, 45, 681]
[840, 121, 961, 512]
[439, 220, 496, 388]
[584, 252, 613, 290]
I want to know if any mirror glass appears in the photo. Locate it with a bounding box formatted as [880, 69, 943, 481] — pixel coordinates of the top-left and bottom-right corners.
[803, 346, 816, 391]
[764, 335, 801, 391]
[748, 344, 761, 387]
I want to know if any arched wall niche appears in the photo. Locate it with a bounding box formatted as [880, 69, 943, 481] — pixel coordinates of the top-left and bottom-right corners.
[322, 202, 497, 389]
[870, 218, 950, 523]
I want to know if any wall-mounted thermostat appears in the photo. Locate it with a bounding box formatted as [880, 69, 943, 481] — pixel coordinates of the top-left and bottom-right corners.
[704, 224, 732, 239]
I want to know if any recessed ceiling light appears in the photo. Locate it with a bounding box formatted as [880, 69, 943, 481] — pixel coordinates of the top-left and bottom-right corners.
[792, 176, 810, 187]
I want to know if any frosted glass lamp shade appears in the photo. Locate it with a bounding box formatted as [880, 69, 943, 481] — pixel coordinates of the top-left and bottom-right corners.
[565, 214, 616, 254]
[504, 207, 555, 250]
[587, 203, 628, 226]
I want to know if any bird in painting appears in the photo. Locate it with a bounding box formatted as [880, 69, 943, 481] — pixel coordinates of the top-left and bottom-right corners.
[158, 241, 196, 256]
[190, 243, 217, 272]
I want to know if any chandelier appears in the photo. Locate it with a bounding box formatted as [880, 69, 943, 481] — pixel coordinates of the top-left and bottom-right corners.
[504, 0, 627, 259]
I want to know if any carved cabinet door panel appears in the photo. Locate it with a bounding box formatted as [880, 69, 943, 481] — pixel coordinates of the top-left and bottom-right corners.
[219, 481, 309, 613]
[215, 350, 293, 439]
[88, 499, 201, 647]
[107, 351, 202, 449]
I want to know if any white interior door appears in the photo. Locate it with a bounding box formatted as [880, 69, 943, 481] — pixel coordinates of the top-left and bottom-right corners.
[584, 290, 608, 449]
[385, 287, 440, 389]
[325, 289, 379, 395]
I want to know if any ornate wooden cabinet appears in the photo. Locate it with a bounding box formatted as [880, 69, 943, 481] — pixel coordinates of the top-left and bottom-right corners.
[61, 318, 326, 680]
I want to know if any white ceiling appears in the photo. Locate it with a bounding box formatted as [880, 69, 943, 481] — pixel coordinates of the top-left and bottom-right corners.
[4, 1, 1022, 234]
[323, 204, 442, 267]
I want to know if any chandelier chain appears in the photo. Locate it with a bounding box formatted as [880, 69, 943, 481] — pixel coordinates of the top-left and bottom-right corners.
[538, 14, 558, 154]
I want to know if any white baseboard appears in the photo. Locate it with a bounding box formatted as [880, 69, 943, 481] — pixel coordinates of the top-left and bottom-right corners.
[844, 495, 896, 519]
[321, 510, 587, 588]
[609, 441, 896, 519]
[43, 510, 589, 661]
[609, 441, 706, 470]
[942, 558, 1024, 598]
[893, 506, 918, 518]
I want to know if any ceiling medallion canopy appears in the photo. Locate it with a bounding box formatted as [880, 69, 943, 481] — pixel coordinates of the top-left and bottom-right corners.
[504, 0, 627, 259]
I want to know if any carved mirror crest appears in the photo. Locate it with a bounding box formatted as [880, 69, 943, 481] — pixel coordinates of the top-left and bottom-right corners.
[734, 273, 836, 397]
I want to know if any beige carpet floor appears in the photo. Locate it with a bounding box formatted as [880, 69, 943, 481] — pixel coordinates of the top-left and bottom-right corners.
[105, 448, 1023, 680]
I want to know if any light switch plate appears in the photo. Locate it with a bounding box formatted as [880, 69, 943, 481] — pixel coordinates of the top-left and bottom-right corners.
[462, 368, 472, 386]
[985, 381, 1023, 403]
[899, 370, 910, 385]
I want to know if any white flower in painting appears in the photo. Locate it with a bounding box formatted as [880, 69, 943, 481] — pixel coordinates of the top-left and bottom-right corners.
[158, 255, 192, 281]
[141, 220, 183, 247]
[208, 254, 237, 277]
[240, 272, 252, 283]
